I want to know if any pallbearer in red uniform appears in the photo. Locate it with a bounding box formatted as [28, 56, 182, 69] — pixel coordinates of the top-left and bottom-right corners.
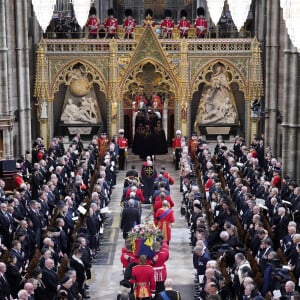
[117, 129, 128, 170]
[172, 130, 182, 170]
[85, 6, 100, 39]
[154, 200, 175, 244]
[104, 8, 118, 39]
[178, 9, 190, 38]
[123, 9, 136, 39]
[188, 132, 199, 161]
[143, 9, 155, 28]
[194, 7, 208, 38]
[161, 9, 174, 39]
[131, 255, 156, 300]
[151, 241, 169, 296]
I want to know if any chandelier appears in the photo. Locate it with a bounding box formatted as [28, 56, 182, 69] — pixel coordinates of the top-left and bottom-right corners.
[72, 0, 92, 28]
[32, 0, 56, 32]
[280, 0, 300, 52]
[206, 0, 225, 26]
[227, 0, 252, 31]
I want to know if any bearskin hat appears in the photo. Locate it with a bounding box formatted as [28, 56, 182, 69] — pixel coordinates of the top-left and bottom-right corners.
[89, 6, 96, 16]
[165, 9, 172, 18]
[180, 9, 187, 18]
[125, 8, 132, 17]
[197, 7, 205, 16]
[108, 8, 114, 16]
[145, 9, 153, 18]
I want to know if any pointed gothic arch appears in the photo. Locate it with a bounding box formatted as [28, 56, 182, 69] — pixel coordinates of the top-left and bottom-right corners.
[190, 58, 248, 99]
[118, 58, 179, 101]
[49, 59, 108, 100]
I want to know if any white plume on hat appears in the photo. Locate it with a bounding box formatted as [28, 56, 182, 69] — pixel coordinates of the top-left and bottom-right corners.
[176, 130, 181, 135]
[119, 129, 124, 133]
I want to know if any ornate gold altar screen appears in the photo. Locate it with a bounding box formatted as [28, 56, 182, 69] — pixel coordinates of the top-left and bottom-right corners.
[34, 24, 263, 146]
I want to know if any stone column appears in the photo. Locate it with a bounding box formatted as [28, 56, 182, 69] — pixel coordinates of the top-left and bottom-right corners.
[281, 32, 291, 178]
[264, 0, 279, 154]
[0, 0, 12, 157]
[15, 0, 32, 154]
[286, 47, 298, 179]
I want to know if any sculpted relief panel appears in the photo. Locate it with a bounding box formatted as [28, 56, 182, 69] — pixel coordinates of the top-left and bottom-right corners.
[193, 63, 239, 130]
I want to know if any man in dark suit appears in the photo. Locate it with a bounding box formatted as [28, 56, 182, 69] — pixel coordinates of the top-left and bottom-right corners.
[0, 262, 12, 300]
[157, 278, 181, 300]
[42, 258, 59, 300]
[120, 199, 141, 239]
[0, 202, 13, 248]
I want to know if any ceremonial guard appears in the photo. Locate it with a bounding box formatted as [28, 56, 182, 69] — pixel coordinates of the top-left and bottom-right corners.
[194, 7, 208, 38]
[123, 9, 136, 39]
[172, 130, 182, 170]
[143, 9, 155, 27]
[134, 88, 148, 112]
[85, 6, 100, 39]
[104, 8, 118, 39]
[161, 10, 174, 38]
[131, 255, 156, 300]
[154, 200, 175, 244]
[151, 241, 169, 296]
[117, 129, 128, 170]
[98, 132, 109, 161]
[178, 10, 190, 38]
[188, 132, 199, 161]
[151, 92, 163, 117]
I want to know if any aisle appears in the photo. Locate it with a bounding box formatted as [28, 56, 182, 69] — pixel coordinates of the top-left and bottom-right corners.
[89, 151, 195, 299]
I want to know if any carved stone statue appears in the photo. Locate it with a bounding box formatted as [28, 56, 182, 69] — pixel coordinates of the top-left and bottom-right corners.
[194, 64, 238, 130]
[61, 97, 100, 124]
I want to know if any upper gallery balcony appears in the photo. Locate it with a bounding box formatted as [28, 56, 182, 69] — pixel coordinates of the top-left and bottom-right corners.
[43, 25, 252, 56]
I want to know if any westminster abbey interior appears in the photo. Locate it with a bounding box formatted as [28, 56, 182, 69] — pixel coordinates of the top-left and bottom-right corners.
[0, 0, 300, 299]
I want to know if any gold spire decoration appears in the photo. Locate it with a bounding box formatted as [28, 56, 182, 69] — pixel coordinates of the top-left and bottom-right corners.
[249, 37, 264, 100]
[33, 40, 49, 100]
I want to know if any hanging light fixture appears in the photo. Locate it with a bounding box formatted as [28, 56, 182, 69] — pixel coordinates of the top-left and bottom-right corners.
[280, 0, 300, 52]
[72, 0, 91, 28]
[206, 0, 225, 26]
[227, 0, 252, 31]
[32, 0, 56, 32]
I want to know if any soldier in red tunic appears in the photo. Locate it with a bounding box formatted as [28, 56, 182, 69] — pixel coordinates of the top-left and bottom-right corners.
[161, 10, 174, 39]
[194, 7, 208, 38]
[123, 9, 136, 39]
[172, 130, 182, 170]
[134, 89, 148, 112]
[178, 9, 190, 38]
[130, 255, 156, 300]
[85, 6, 100, 39]
[154, 200, 175, 244]
[117, 129, 128, 170]
[151, 241, 169, 296]
[104, 8, 118, 39]
[151, 92, 163, 117]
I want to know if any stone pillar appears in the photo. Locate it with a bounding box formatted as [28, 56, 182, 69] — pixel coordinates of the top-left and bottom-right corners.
[0, 0, 13, 158]
[264, 0, 279, 154]
[15, 0, 32, 154]
[281, 32, 291, 178]
[286, 47, 298, 179]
